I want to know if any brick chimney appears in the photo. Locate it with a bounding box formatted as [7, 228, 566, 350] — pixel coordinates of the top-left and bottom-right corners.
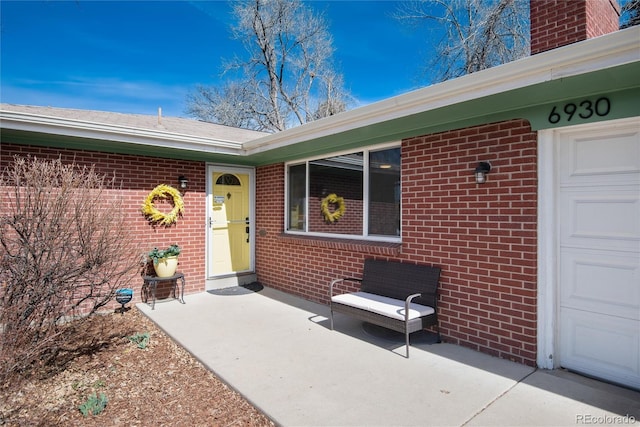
[530, 0, 621, 55]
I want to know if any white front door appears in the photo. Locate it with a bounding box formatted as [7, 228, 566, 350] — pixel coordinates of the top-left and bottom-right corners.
[557, 119, 640, 390]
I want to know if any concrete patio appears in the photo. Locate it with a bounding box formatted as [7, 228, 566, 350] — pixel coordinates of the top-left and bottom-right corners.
[137, 285, 639, 427]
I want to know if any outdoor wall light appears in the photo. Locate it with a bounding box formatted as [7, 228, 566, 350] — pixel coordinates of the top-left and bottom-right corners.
[178, 175, 189, 189]
[474, 162, 491, 184]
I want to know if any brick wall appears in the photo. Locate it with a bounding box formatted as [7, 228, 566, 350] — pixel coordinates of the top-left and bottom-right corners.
[403, 120, 538, 364]
[255, 119, 538, 365]
[586, 0, 621, 38]
[0, 143, 206, 305]
[530, 0, 620, 54]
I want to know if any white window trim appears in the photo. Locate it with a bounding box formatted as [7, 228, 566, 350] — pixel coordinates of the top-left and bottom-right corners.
[285, 142, 401, 243]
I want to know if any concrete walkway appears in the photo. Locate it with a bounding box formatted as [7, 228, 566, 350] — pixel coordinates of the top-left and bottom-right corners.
[137, 286, 640, 427]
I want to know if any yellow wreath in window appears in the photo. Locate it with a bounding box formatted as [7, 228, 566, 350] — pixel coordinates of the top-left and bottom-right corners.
[321, 193, 346, 223]
[141, 184, 185, 225]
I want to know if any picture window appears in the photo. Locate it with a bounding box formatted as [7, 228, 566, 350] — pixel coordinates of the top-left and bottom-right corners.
[286, 145, 400, 241]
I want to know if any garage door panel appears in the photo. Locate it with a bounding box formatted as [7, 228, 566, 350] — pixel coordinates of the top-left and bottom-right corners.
[560, 128, 640, 185]
[560, 308, 640, 390]
[560, 250, 640, 320]
[560, 191, 640, 249]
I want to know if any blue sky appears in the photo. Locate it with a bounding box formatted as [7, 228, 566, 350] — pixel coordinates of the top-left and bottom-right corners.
[1, 1, 431, 118]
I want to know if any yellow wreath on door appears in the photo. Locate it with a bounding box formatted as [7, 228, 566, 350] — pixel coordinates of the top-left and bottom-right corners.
[321, 193, 346, 223]
[141, 184, 185, 225]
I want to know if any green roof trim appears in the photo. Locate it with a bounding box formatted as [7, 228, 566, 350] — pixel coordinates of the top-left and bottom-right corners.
[245, 62, 640, 165]
[3, 54, 638, 167]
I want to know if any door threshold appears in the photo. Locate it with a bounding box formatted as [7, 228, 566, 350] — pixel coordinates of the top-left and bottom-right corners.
[206, 273, 257, 290]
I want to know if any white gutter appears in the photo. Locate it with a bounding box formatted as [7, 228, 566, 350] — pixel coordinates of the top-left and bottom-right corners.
[243, 26, 640, 156]
[1, 110, 246, 156]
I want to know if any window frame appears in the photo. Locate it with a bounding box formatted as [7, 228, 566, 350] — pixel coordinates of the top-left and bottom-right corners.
[284, 142, 401, 243]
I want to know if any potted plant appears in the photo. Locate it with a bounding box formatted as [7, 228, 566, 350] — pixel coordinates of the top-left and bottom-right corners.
[148, 244, 181, 277]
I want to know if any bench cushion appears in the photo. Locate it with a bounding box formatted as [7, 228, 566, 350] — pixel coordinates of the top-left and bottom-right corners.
[331, 291, 435, 321]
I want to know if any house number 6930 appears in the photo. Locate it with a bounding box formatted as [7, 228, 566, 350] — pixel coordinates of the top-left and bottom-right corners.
[547, 97, 611, 124]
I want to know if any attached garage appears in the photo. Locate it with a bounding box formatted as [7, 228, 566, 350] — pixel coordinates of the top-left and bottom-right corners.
[539, 117, 640, 390]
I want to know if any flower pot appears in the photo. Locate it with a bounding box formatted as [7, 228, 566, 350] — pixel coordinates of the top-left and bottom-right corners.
[154, 256, 178, 277]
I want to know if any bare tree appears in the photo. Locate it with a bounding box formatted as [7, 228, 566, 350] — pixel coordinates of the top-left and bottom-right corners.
[395, 0, 530, 84]
[186, 0, 350, 132]
[0, 156, 142, 387]
[621, 0, 640, 29]
[187, 82, 258, 130]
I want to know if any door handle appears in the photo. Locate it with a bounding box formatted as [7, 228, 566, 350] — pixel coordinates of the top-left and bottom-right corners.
[245, 217, 250, 242]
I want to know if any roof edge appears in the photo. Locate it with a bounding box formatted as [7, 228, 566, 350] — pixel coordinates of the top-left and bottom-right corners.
[1, 27, 638, 159]
[243, 26, 640, 156]
[0, 109, 246, 155]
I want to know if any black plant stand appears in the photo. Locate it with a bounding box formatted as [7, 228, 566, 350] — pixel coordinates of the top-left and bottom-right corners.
[142, 273, 185, 310]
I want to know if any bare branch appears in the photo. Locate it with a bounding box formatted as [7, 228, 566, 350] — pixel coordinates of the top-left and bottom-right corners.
[394, 0, 529, 84]
[0, 156, 143, 387]
[186, 0, 350, 131]
[621, 0, 640, 29]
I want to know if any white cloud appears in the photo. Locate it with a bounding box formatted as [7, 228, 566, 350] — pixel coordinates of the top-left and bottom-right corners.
[1, 76, 190, 117]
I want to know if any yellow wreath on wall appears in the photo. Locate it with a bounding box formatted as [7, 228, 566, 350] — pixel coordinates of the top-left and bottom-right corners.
[321, 193, 346, 223]
[141, 184, 185, 226]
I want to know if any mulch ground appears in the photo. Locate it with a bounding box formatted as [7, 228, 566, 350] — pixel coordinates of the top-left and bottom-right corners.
[1, 307, 275, 427]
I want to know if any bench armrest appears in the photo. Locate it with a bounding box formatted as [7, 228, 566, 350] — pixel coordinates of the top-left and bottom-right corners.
[405, 293, 422, 321]
[329, 277, 362, 297]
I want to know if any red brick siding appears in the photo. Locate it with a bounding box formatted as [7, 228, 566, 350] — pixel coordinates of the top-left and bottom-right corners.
[531, 0, 620, 55]
[402, 120, 538, 364]
[0, 143, 206, 305]
[255, 119, 538, 365]
[586, 0, 621, 38]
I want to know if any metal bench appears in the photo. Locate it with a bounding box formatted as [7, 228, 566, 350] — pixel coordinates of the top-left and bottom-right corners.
[329, 259, 441, 358]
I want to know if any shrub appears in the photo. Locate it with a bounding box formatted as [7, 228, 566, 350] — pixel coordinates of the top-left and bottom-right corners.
[0, 156, 142, 388]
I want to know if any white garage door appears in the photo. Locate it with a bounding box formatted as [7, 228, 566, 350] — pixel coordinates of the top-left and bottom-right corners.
[558, 119, 640, 390]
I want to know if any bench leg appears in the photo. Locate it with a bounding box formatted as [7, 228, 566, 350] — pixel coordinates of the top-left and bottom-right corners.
[405, 330, 410, 358]
[330, 306, 334, 330]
